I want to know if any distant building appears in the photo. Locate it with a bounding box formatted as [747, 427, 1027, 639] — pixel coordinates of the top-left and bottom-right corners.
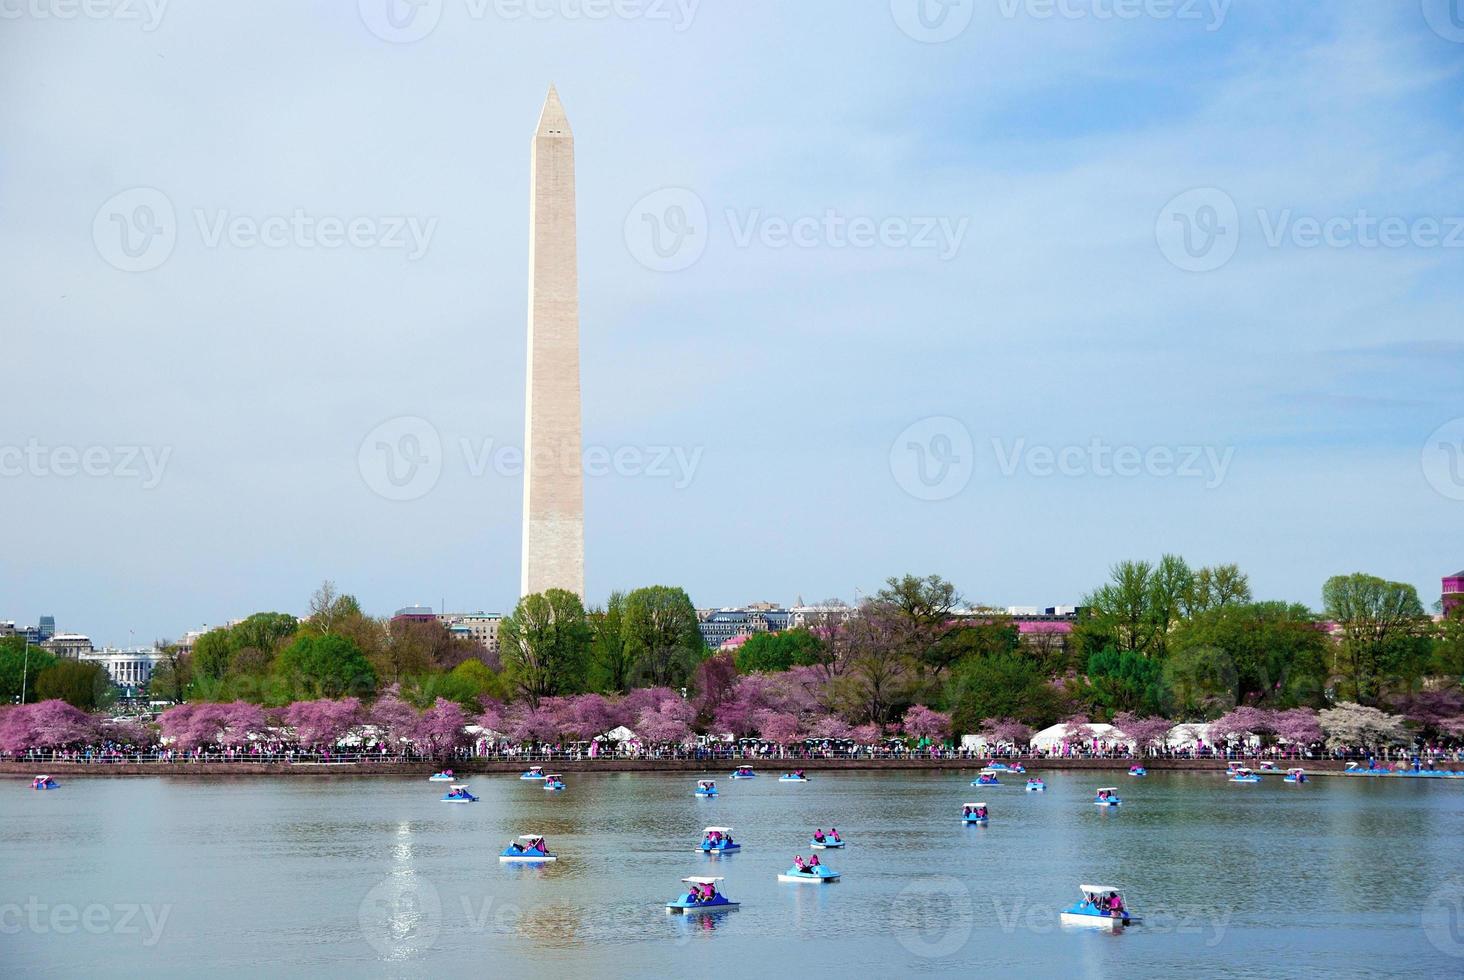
[1445, 572, 1464, 617]
[392, 605, 437, 625]
[80, 648, 162, 692]
[0, 621, 14, 638]
[42, 633, 94, 658]
[19, 615, 56, 646]
[437, 612, 502, 656]
[697, 606, 795, 648]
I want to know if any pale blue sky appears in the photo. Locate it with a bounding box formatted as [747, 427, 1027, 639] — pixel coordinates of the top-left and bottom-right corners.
[2, 1, 1462, 645]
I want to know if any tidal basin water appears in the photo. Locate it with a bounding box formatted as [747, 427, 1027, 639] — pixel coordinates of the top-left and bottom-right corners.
[5, 769, 1464, 978]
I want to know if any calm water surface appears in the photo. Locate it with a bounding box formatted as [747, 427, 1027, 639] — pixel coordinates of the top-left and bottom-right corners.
[4, 769, 1463, 978]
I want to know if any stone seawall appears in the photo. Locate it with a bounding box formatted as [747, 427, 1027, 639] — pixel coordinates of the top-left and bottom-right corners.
[4, 758, 1425, 778]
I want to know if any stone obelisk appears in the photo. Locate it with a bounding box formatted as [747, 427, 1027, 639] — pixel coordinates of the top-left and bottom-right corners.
[521, 85, 585, 600]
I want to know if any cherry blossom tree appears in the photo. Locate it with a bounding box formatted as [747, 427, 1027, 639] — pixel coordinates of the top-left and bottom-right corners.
[413, 698, 468, 757]
[1111, 713, 1171, 756]
[754, 709, 802, 746]
[1319, 702, 1410, 751]
[848, 722, 883, 746]
[1270, 708, 1322, 753]
[369, 690, 420, 749]
[980, 717, 1033, 748]
[691, 652, 739, 719]
[283, 698, 362, 748]
[505, 701, 561, 744]
[808, 715, 852, 740]
[0, 700, 98, 751]
[901, 704, 952, 741]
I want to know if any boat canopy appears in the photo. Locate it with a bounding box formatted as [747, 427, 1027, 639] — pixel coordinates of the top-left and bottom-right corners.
[518, 835, 545, 840]
[544, 774, 563, 779]
[682, 876, 724, 885]
[1079, 884, 1121, 896]
[35, 775, 50, 780]
[979, 768, 999, 774]
[703, 826, 733, 834]
[1287, 768, 1305, 774]
[1234, 768, 1254, 774]
[698, 779, 715, 785]
[1096, 787, 1118, 792]
[448, 784, 469, 789]
[965, 802, 987, 808]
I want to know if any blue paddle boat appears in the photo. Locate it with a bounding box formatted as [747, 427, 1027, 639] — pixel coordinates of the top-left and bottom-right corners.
[31, 775, 59, 791]
[1007, 763, 1027, 774]
[519, 765, 546, 780]
[810, 829, 845, 849]
[962, 802, 989, 825]
[542, 773, 565, 791]
[667, 876, 739, 914]
[427, 770, 456, 782]
[985, 762, 1010, 771]
[779, 771, 808, 783]
[1093, 787, 1121, 806]
[1128, 765, 1147, 777]
[973, 768, 1001, 786]
[1060, 884, 1135, 931]
[778, 859, 840, 883]
[698, 826, 739, 853]
[732, 765, 757, 779]
[695, 779, 718, 797]
[441, 783, 478, 803]
[1229, 767, 1262, 783]
[1025, 778, 1046, 792]
[499, 834, 556, 862]
[1283, 767, 1308, 784]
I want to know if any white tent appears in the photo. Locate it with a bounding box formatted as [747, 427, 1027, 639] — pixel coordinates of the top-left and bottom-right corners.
[1030, 723, 1134, 752]
[1165, 722, 1259, 750]
[601, 726, 636, 742]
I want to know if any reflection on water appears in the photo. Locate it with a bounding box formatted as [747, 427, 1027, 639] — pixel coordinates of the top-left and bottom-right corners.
[4, 770, 1463, 978]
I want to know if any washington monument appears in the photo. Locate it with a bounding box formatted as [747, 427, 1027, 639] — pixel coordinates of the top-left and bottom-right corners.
[521, 85, 585, 600]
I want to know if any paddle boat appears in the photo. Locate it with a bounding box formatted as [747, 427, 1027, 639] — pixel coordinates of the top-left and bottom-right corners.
[972, 768, 1001, 786]
[778, 855, 840, 883]
[666, 876, 740, 914]
[441, 783, 478, 803]
[519, 765, 546, 780]
[1225, 761, 1242, 773]
[962, 802, 989, 825]
[31, 775, 59, 791]
[810, 828, 845, 849]
[499, 834, 556, 862]
[1093, 787, 1122, 806]
[1060, 884, 1135, 931]
[427, 770, 456, 782]
[1258, 760, 1279, 772]
[985, 762, 1010, 771]
[779, 770, 808, 783]
[1229, 767, 1262, 784]
[1025, 777, 1046, 792]
[699, 826, 739, 853]
[1128, 765, 1147, 777]
[1283, 767, 1308, 784]
[695, 779, 718, 797]
[542, 773, 566, 791]
[732, 765, 757, 779]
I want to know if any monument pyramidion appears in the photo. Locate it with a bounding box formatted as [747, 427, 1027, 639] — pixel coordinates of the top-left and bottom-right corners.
[521, 85, 585, 600]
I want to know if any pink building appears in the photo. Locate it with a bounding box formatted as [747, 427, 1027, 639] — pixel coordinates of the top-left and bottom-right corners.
[1444, 572, 1464, 617]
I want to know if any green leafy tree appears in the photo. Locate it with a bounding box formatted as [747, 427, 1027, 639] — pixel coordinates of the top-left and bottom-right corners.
[191, 629, 233, 682]
[1082, 649, 1165, 716]
[501, 589, 592, 703]
[274, 633, 376, 700]
[734, 629, 824, 673]
[1169, 601, 1328, 707]
[1185, 564, 1252, 615]
[1078, 555, 1193, 658]
[874, 573, 964, 679]
[622, 586, 704, 689]
[147, 642, 190, 703]
[587, 591, 634, 694]
[0, 637, 58, 704]
[1434, 609, 1464, 679]
[948, 654, 1065, 733]
[1160, 644, 1238, 718]
[34, 659, 116, 711]
[1323, 573, 1431, 705]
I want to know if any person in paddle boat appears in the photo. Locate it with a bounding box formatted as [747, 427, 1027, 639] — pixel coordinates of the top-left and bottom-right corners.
[813, 829, 828, 844]
[32, 775, 58, 790]
[1097, 788, 1111, 801]
[829, 827, 841, 842]
[807, 853, 821, 869]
